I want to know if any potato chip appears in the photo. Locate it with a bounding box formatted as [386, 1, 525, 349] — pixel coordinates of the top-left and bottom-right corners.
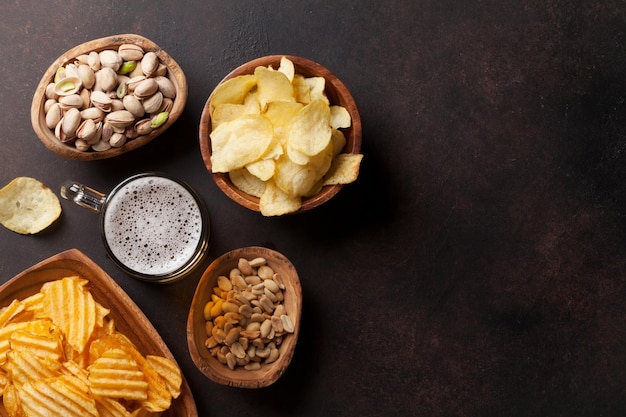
[278, 56, 295, 82]
[210, 115, 274, 173]
[9, 329, 63, 361]
[254, 66, 296, 110]
[211, 103, 247, 130]
[228, 169, 266, 198]
[209, 74, 257, 112]
[146, 355, 182, 399]
[260, 180, 302, 216]
[94, 395, 133, 417]
[0, 177, 62, 234]
[5, 350, 61, 389]
[3, 383, 21, 416]
[330, 105, 351, 129]
[88, 348, 148, 400]
[323, 153, 363, 185]
[19, 375, 98, 417]
[41, 276, 104, 354]
[287, 99, 332, 157]
[292, 74, 328, 104]
[246, 159, 276, 182]
[0, 300, 25, 328]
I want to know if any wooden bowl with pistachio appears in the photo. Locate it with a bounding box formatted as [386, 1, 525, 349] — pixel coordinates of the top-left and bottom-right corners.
[199, 55, 363, 216]
[187, 246, 302, 388]
[31, 34, 187, 161]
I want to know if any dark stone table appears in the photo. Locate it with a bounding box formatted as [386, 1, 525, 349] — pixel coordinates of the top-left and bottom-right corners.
[1, 1, 625, 415]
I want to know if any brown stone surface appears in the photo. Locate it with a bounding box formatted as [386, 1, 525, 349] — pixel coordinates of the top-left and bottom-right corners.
[1, 1, 625, 416]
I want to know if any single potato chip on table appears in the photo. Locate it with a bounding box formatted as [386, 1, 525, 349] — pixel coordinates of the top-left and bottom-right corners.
[0, 177, 61, 234]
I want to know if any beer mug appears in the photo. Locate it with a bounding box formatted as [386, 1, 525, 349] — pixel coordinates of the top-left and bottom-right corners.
[61, 172, 210, 283]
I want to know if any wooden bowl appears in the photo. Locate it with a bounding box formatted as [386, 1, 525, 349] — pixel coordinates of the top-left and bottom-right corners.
[187, 247, 302, 388]
[31, 34, 188, 160]
[199, 55, 362, 213]
[0, 249, 197, 417]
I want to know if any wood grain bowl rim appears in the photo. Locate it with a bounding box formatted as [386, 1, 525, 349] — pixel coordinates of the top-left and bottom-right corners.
[199, 54, 362, 213]
[31, 34, 188, 161]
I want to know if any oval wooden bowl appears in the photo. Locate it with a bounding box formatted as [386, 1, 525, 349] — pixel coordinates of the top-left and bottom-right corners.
[0, 249, 197, 417]
[187, 247, 302, 388]
[31, 34, 188, 161]
[199, 55, 362, 213]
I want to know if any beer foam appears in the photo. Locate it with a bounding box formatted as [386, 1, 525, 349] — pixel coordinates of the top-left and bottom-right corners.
[103, 176, 204, 276]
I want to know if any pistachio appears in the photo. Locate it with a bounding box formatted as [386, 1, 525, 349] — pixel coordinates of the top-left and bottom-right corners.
[150, 112, 169, 128]
[106, 110, 135, 128]
[80, 107, 104, 122]
[118, 61, 137, 75]
[118, 44, 144, 61]
[110, 99, 125, 112]
[141, 52, 159, 76]
[101, 122, 114, 142]
[54, 76, 82, 96]
[158, 98, 174, 113]
[45, 103, 62, 129]
[87, 51, 101, 71]
[90, 90, 112, 112]
[126, 75, 146, 92]
[123, 95, 145, 118]
[134, 118, 153, 135]
[133, 78, 158, 99]
[59, 94, 84, 110]
[77, 64, 95, 89]
[74, 138, 90, 152]
[44, 99, 57, 113]
[99, 50, 122, 71]
[94, 67, 118, 92]
[76, 118, 98, 142]
[45, 82, 58, 100]
[154, 76, 176, 98]
[116, 81, 128, 99]
[109, 132, 127, 147]
[92, 139, 112, 151]
[61, 107, 81, 138]
[142, 91, 163, 114]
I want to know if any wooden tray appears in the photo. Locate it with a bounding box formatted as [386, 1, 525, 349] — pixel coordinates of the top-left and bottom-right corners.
[0, 248, 197, 417]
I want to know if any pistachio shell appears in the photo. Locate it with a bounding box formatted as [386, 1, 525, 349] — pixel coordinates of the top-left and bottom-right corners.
[141, 52, 159, 77]
[126, 75, 146, 92]
[90, 90, 112, 112]
[61, 107, 81, 138]
[123, 95, 145, 117]
[158, 98, 174, 113]
[142, 91, 163, 114]
[134, 118, 153, 135]
[54, 76, 82, 96]
[95, 67, 118, 92]
[78, 64, 95, 89]
[155, 63, 167, 77]
[45, 82, 58, 100]
[154, 76, 176, 99]
[80, 107, 104, 122]
[92, 139, 112, 151]
[59, 94, 84, 110]
[106, 110, 135, 128]
[133, 78, 158, 99]
[110, 99, 125, 112]
[64, 63, 80, 79]
[101, 122, 114, 142]
[118, 44, 144, 61]
[74, 138, 91, 151]
[88, 51, 101, 71]
[45, 103, 62, 129]
[99, 50, 122, 71]
[44, 99, 57, 113]
[109, 132, 127, 147]
[76, 118, 98, 142]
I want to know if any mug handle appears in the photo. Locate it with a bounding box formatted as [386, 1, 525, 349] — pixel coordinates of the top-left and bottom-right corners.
[60, 181, 106, 213]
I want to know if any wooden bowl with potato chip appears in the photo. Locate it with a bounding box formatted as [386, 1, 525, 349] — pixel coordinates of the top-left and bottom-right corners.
[0, 249, 197, 416]
[199, 55, 362, 215]
[187, 246, 302, 388]
[31, 34, 187, 161]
